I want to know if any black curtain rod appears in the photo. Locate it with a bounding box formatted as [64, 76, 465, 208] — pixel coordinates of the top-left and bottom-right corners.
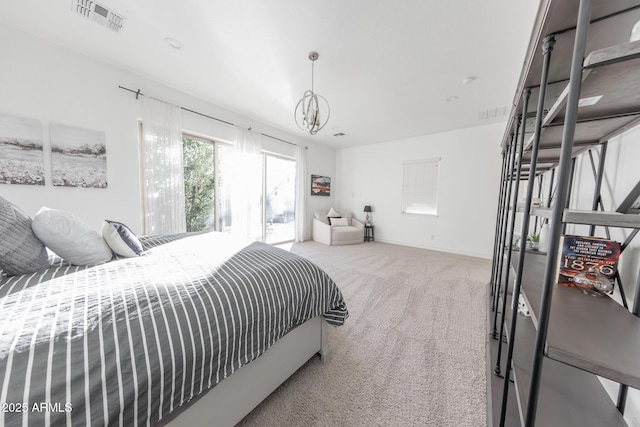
[118, 85, 307, 150]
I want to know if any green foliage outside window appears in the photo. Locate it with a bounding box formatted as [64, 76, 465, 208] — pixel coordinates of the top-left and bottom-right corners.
[183, 137, 215, 232]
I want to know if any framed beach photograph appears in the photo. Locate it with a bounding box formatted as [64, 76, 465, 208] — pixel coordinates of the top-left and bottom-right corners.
[50, 123, 107, 188]
[311, 174, 331, 196]
[0, 113, 45, 185]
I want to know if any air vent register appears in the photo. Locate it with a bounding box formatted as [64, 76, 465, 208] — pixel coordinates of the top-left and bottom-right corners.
[72, 0, 125, 33]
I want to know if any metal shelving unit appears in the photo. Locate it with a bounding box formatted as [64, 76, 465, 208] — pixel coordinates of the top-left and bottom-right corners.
[517, 252, 640, 390]
[524, 207, 640, 227]
[487, 1, 640, 425]
[507, 277, 626, 427]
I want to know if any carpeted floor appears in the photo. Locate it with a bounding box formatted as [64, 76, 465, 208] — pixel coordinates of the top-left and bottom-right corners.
[237, 241, 490, 427]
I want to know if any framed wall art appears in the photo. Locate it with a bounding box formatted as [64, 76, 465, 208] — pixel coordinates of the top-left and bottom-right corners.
[0, 113, 45, 185]
[311, 174, 331, 196]
[50, 123, 107, 188]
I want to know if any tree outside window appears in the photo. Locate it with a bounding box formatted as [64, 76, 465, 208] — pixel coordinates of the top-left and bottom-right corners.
[183, 136, 215, 232]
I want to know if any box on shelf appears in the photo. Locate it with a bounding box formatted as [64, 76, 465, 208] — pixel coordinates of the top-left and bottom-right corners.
[517, 197, 543, 208]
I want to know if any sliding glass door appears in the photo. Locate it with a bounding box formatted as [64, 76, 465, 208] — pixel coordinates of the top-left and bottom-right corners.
[264, 154, 296, 244]
[182, 135, 296, 243]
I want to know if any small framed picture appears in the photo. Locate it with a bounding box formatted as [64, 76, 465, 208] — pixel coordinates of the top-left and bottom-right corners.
[311, 174, 330, 196]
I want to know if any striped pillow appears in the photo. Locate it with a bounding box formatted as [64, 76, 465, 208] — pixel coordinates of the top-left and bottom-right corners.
[0, 196, 50, 276]
[102, 220, 143, 257]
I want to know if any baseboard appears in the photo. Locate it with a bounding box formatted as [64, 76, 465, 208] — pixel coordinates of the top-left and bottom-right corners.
[374, 238, 492, 260]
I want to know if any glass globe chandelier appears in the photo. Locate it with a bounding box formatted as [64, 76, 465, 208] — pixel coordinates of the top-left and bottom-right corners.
[294, 51, 330, 135]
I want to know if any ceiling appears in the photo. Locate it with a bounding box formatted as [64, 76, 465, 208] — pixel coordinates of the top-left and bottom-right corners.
[0, 0, 540, 148]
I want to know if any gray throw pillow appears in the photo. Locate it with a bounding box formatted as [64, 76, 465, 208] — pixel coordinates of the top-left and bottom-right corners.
[0, 196, 50, 276]
[32, 207, 113, 266]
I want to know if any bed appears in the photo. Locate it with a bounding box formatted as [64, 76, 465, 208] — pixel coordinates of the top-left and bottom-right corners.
[0, 230, 348, 427]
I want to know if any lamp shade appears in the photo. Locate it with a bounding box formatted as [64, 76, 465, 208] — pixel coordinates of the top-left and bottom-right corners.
[363, 205, 372, 212]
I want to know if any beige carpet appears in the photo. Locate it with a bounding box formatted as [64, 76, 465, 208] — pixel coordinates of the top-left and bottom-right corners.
[238, 241, 489, 427]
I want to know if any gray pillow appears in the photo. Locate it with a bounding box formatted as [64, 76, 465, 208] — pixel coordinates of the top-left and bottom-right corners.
[0, 196, 50, 276]
[32, 207, 113, 266]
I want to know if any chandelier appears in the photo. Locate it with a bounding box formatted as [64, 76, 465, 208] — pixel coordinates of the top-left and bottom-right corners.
[294, 51, 330, 135]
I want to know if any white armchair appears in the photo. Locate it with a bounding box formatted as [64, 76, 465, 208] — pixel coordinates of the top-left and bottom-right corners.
[312, 208, 364, 245]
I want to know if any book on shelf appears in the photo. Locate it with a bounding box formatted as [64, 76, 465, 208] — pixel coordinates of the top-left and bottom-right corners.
[557, 235, 621, 287]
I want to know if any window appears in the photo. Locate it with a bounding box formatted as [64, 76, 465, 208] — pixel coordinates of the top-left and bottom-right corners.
[183, 136, 214, 232]
[182, 134, 232, 232]
[401, 158, 440, 216]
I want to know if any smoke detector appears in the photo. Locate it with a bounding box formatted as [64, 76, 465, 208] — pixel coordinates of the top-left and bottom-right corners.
[72, 0, 126, 33]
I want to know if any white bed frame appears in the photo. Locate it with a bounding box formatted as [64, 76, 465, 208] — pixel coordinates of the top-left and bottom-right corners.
[165, 316, 330, 427]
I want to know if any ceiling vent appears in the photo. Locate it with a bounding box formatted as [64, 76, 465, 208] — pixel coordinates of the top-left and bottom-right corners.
[478, 106, 509, 121]
[72, 0, 126, 33]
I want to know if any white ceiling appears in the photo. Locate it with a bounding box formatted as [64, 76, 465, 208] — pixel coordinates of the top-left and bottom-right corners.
[0, 0, 540, 148]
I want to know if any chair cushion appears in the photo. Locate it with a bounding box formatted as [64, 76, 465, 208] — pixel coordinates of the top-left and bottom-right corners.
[314, 211, 330, 225]
[340, 210, 353, 221]
[330, 217, 349, 226]
[332, 226, 363, 243]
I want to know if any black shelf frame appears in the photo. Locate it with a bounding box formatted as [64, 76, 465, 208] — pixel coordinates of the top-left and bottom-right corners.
[487, 0, 640, 425]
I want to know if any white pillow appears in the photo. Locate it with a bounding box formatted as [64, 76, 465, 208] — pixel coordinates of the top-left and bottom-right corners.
[32, 207, 113, 266]
[102, 220, 143, 257]
[330, 217, 349, 227]
[327, 207, 341, 218]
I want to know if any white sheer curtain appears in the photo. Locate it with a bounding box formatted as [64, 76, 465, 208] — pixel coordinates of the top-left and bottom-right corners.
[140, 97, 186, 235]
[294, 146, 307, 242]
[231, 128, 262, 241]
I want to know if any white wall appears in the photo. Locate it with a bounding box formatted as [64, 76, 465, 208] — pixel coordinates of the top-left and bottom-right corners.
[0, 24, 335, 238]
[335, 122, 505, 258]
[305, 148, 337, 234]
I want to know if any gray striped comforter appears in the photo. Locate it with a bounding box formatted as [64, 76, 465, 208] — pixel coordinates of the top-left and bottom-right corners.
[0, 232, 348, 426]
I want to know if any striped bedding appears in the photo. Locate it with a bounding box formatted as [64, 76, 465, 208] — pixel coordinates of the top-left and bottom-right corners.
[0, 232, 348, 426]
[0, 233, 195, 294]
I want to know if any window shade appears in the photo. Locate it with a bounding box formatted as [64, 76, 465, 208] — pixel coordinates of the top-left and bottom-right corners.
[402, 158, 440, 215]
